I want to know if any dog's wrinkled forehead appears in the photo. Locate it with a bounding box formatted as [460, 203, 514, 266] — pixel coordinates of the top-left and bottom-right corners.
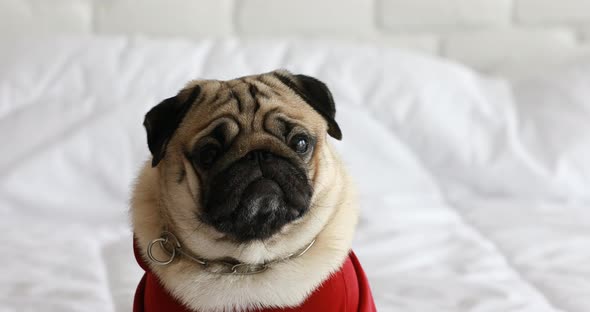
[143, 70, 342, 167]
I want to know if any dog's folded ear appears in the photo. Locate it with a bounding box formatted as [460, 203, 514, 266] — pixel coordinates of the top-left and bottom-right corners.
[143, 86, 201, 167]
[274, 71, 342, 140]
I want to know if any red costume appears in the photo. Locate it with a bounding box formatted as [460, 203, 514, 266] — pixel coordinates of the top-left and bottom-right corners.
[133, 240, 377, 312]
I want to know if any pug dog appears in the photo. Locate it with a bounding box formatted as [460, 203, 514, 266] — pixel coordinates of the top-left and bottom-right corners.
[131, 70, 376, 312]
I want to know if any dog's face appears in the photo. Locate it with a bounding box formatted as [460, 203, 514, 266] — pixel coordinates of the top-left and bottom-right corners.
[143, 70, 341, 243]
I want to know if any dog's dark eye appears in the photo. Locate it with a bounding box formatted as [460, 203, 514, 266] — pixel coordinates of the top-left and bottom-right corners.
[198, 144, 221, 168]
[290, 135, 310, 154]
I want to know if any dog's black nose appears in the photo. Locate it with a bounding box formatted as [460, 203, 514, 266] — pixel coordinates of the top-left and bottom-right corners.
[245, 150, 274, 162]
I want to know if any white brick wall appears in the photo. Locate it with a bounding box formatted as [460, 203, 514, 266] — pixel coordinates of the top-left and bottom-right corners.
[379, 0, 512, 31]
[443, 28, 579, 71]
[96, 0, 233, 37]
[1, 0, 590, 73]
[0, 0, 92, 36]
[236, 0, 374, 36]
[516, 0, 590, 24]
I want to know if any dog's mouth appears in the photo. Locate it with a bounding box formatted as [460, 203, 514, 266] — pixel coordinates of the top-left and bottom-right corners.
[201, 154, 312, 242]
[204, 178, 308, 242]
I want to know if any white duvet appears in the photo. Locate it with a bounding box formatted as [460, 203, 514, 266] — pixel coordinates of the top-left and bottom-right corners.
[0, 37, 589, 312]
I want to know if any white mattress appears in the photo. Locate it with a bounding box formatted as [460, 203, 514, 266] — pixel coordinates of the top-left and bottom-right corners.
[1, 37, 589, 312]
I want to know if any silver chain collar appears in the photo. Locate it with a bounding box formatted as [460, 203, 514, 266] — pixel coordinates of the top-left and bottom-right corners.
[146, 231, 316, 275]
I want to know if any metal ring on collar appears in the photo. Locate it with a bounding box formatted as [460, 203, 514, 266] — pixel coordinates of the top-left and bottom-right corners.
[147, 237, 176, 265]
[229, 263, 268, 275]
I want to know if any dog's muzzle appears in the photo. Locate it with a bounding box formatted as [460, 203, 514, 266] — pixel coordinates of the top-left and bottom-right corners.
[203, 149, 312, 242]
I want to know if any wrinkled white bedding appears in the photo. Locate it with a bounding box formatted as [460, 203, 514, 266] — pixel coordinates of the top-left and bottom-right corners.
[1, 37, 589, 312]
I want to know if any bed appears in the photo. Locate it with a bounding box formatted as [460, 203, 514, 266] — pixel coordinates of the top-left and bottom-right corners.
[1, 36, 589, 312]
